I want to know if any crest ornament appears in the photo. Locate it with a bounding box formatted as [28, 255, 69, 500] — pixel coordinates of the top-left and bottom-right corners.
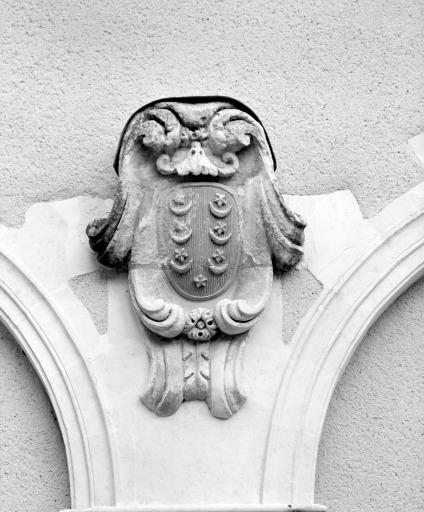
[183, 308, 217, 341]
[87, 97, 305, 419]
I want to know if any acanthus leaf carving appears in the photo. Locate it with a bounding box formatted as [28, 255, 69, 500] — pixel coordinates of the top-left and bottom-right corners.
[87, 97, 305, 419]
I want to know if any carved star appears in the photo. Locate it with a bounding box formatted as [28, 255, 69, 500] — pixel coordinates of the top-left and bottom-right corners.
[174, 247, 188, 263]
[174, 220, 188, 233]
[214, 193, 226, 207]
[193, 274, 207, 288]
[212, 248, 225, 263]
[214, 220, 226, 235]
[173, 192, 186, 206]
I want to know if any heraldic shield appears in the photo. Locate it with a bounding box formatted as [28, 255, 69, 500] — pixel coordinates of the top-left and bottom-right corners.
[86, 97, 306, 419]
[160, 183, 241, 301]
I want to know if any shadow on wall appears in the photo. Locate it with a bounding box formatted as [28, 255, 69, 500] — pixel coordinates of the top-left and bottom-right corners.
[0, 323, 71, 512]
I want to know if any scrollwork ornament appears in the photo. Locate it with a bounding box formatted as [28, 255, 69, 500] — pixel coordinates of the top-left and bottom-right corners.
[87, 96, 305, 419]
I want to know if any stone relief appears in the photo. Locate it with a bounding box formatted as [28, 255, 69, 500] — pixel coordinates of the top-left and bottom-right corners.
[87, 97, 305, 418]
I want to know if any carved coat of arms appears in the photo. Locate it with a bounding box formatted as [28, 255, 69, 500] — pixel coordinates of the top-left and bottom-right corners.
[87, 97, 305, 419]
[161, 183, 241, 301]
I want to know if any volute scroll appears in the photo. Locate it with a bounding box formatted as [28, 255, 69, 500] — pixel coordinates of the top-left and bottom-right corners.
[87, 96, 305, 418]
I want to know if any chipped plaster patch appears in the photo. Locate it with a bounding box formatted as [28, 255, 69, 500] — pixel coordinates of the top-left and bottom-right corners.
[68, 270, 109, 335]
[287, 191, 380, 288]
[408, 132, 424, 167]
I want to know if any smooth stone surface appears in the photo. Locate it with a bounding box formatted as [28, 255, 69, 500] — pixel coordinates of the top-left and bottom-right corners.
[0, 180, 423, 510]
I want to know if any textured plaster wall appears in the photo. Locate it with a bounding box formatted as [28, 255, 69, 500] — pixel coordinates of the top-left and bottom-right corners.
[315, 276, 424, 512]
[2, 0, 424, 226]
[1, 0, 423, 511]
[69, 270, 109, 335]
[0, 324, 70, 511]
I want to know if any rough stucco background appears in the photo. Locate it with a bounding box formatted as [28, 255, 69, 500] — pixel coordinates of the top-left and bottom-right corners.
[315, 276, 424, 511]
[0, 0, 423, 511]
[0, 325, 70, 511]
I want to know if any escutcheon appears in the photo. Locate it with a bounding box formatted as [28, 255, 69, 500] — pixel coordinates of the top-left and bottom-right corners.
[161, 183, 241, 300]
[86, 96, 306, 418]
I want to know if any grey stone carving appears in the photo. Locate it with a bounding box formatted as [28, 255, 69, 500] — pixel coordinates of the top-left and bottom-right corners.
[87, 97, 305, 419]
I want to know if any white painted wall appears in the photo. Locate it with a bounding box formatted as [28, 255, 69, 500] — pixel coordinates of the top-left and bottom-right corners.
[1, 1, 423, 510]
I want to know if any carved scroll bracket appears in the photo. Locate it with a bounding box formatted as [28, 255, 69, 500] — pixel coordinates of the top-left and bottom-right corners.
[87, 97, 305, 419]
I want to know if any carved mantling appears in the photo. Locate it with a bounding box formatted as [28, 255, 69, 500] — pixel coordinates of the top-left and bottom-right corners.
[87, 97, 305, 418]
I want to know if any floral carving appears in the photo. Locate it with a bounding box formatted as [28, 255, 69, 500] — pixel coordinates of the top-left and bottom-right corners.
[183, 308, 217, 341]
[87, 97, 306, 419]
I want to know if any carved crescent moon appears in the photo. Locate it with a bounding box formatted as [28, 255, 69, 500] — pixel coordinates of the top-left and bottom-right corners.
[170, 229, 192, 244]
[208, 259, 228, 275]
[169, 200, 192, 216]
[209, 202, 233, 218]
[169, 258, 193, 274]
[209, 229, 232, 245]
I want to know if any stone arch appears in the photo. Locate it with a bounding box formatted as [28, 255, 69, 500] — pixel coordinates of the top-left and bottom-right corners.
[314, 274, 424, 510]
[261, 184, 424, 505]
[0, 248, 115, 510]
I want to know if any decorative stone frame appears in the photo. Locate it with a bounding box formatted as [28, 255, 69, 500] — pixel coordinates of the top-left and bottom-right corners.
[86, 98, 306, 420]
[0, 180, 422, 511]
[0, 249, 116, 509]
[262, 184, 424, 504]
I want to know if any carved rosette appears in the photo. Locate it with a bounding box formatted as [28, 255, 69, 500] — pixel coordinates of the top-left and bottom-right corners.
[183, 308, 217, 341]
[87, 97, 305, 419]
